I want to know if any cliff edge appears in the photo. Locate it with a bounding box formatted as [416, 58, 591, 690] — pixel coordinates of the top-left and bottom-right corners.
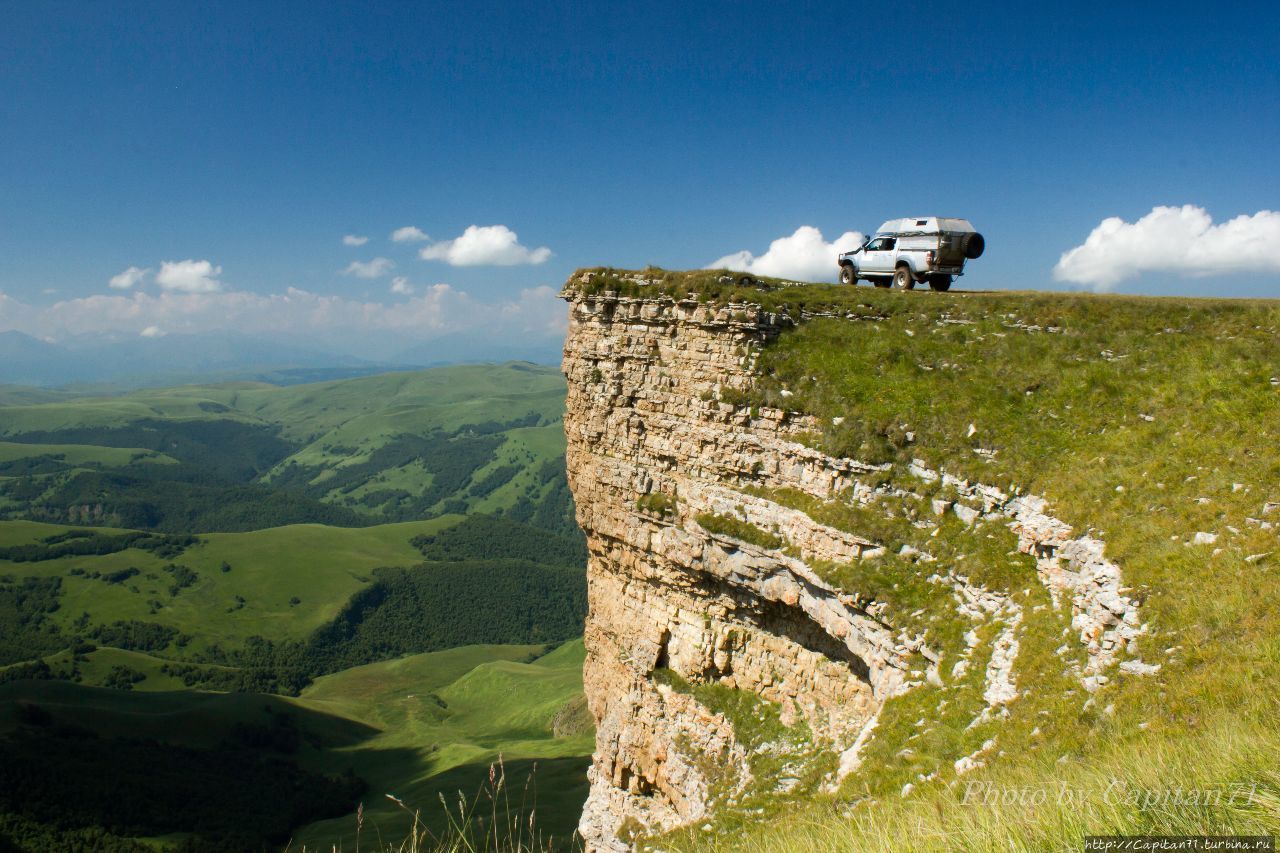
[561, 269, 1279, 850]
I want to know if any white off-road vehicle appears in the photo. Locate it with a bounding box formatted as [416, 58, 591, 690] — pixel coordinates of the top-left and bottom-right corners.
[838, 217, 985, 291]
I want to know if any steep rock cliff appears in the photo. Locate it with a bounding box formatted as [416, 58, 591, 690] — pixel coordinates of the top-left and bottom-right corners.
[560, 274, 1154, 850]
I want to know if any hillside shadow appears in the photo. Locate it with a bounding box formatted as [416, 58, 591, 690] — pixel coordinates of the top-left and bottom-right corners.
[0, 681, 379, 748]
[0, 683, 404, 851]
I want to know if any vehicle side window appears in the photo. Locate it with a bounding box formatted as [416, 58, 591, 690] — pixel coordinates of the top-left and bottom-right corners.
[883, 237, 896, 250]
[867, 238, 887, 251]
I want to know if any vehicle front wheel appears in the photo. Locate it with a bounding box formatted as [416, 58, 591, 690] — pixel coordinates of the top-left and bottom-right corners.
[929, 275, 952, 292]
[839, 264, 856, 285]
[893, 266, 915, 290]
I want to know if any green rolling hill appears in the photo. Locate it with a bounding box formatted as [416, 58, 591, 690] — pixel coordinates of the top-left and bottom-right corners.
[0, 361, 574, 533]
[0, 363, 591, 851]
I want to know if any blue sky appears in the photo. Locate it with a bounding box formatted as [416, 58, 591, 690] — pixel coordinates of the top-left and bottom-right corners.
[1, 1, 1278, 358]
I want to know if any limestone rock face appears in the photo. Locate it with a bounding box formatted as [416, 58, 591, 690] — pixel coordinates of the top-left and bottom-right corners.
[562, 289, 930, 849]
[561, 282, 1146, 850]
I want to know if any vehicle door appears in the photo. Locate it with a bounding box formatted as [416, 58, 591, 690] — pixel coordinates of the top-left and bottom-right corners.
[860, 236, 896, 274]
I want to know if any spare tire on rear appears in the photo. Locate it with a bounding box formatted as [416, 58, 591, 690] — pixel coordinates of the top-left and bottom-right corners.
[962, 232, 985, 260]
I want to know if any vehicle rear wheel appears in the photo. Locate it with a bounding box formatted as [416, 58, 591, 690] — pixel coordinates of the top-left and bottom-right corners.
[839, 264, 856, 285]
[872, 278, 890, 288]
[893, 266, 915, 291]
[929, 275, 952, 292]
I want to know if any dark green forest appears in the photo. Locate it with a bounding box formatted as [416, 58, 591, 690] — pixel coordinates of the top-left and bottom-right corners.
[301, 558, 586, 673]
[499, 457, 580, 539]
[412, 513, 587, 566]
[0, 530, 196, 562]
[0, 577, 64, 666]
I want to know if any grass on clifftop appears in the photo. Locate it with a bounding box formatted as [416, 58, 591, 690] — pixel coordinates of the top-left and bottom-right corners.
[579, 271, 1280, 850]
[740, 281, 1280, 727]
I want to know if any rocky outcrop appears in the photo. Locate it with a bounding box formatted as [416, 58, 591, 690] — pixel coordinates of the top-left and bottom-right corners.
[561, 279, 1148, 850]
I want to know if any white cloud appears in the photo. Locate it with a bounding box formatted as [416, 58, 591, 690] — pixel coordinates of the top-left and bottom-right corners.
[389, 277, 414, 295]
[496, 285, 570, 338]
[1054, 205, 1280, 291]
[342, 257, 395, 279]
[390, 225, 430, 243]
[156, 259, 223, 293]
[0, 293, 38, 330]
[0, 284, 567, 356]
[343, 234, 369, 246]
[419, 225, 552, 266]
[109, 266, 151, 290]
[708, 226, 865, 282]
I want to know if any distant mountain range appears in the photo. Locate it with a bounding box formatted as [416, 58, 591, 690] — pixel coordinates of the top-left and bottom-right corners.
[0, 329, 562, 388]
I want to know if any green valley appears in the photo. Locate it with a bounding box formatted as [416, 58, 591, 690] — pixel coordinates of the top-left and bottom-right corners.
[0, 363, 591, 851]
